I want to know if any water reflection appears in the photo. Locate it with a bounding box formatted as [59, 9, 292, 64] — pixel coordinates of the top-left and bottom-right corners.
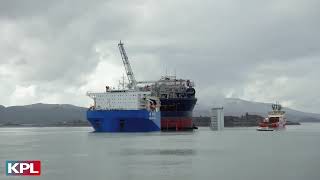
[120, 148, 196, 156]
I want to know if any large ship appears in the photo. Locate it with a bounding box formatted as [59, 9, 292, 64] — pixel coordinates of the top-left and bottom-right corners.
[87, 41, 197, 132]
[257, 103, 286, 131]
[145, 76, 197, 131]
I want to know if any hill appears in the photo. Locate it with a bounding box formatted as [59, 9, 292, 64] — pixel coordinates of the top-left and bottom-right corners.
[194, 98, 320, 122]
[0, 103, 88, 126]
[1, 98, 319, 126]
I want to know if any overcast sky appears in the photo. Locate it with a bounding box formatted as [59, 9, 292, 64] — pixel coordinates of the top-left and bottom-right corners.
[0, 0, 319, 113]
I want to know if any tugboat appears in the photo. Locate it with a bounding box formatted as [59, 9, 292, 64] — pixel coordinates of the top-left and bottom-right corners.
[257, 103, 286, 131]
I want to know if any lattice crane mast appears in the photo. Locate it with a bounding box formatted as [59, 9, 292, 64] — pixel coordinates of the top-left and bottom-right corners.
[118, 41, 137, 89]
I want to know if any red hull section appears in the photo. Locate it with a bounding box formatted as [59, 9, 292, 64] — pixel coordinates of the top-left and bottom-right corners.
[161, 118, 193, 131]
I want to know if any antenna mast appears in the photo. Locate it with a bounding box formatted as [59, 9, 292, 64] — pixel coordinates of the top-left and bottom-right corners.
[118, 41, 137, 89]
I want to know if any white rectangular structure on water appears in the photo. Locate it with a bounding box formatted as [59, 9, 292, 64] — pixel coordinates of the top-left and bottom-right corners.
[210, 107, 224, 131]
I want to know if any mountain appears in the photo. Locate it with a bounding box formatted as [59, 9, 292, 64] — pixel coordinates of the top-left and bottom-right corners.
[0, 103, 88, 126]
[1, 98, 319, 126]
[194, 98, 320, 122]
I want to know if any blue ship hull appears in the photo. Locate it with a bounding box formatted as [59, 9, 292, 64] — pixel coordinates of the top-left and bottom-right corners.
[87, 110, 161, 132]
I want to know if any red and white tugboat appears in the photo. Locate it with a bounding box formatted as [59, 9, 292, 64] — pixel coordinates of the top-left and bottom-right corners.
[257, 103, 286, 131]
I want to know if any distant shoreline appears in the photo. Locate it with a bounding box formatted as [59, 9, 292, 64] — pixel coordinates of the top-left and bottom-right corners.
[0, 123, 90, 128]
[0, 123, 309, 128]
[193, 115, 302, 127]
[2, 115, 317, 128]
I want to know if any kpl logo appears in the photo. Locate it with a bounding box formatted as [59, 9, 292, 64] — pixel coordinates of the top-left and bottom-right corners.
[6, 160, 41, 176]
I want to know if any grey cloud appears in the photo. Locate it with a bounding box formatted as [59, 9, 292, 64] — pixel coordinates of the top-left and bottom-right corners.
[0, 0, 319, 113]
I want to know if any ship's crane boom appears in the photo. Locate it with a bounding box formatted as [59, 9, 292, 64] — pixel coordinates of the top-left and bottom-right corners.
[118, 41, 137, 89]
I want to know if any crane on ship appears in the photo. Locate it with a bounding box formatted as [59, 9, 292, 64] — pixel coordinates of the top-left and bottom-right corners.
[118, 41, 138, 89]
[118, 41, 165, 89]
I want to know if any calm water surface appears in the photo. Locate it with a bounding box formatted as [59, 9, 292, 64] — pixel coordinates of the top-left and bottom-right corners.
[0, 123, 320, 180]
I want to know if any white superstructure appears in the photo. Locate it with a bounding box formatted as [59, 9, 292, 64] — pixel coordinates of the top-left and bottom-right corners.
[87, 90, 160, 111]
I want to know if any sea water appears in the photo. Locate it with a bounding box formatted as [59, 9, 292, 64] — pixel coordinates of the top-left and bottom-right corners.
[0, 123, 319, 180]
